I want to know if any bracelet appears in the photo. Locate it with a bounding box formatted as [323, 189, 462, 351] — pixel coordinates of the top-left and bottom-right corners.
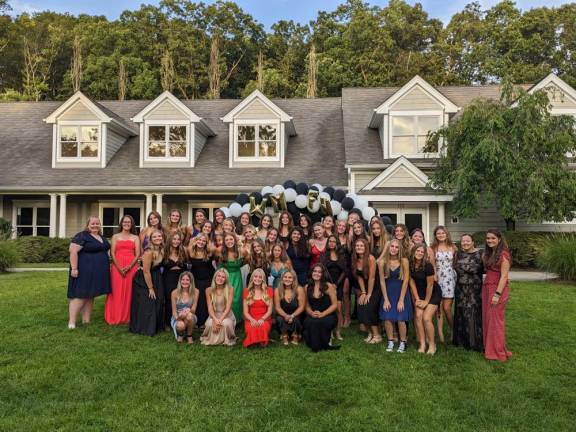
[361, 291, 367, 295]
[494, 292, 501, 297]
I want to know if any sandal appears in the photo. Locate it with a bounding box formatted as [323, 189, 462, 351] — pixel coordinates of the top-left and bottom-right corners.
[186, 334, 194, 344]
[369, 336, 382, 344]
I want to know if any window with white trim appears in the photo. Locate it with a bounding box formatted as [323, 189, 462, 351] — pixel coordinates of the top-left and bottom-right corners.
[391, 115, 441, 156]
[16, 205, 50, 237]
[100, 204, 144, 238]
[147, 125, 188, 159]
[59, 125, 99, 158]
[235, 123, 278, 159]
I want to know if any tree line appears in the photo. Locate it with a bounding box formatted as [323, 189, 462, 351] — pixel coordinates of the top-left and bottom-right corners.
[0, 0, 575, 102]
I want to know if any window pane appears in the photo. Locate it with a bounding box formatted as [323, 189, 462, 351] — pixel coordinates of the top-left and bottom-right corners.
[379, 213, 398, 225]
[237, 126, 255, 141]
[124, 208, 141, 228]
[238, 141, 255, 157]
[37, 227, 50, 237]
[405, 213, 423, 234]
[80, 142, 98, 157]
[417, 136, 437, 153]
[103, 227, 115, 238]
[61, 142, 78, 157]
[259, 125, 277, 141]
[148, 141, 166, 157]
[417, 116, 440, 135]
[392, 116, 415, 136]
[17, 207, 33, 226]
[259, 141, 276, 157]
[60, 127, 77, 142]
[103, 207, 120, 227]
[169, 142, 187, 157]
[149, 126, 166, 141]
[19, 227, 33, 236]
[37, 208, 50, 226]
[392, 136, 417, 155]
[81, 127, 99, 142]
[169, 126, 186, 141]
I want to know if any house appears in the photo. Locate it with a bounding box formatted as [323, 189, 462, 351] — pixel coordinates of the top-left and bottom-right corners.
[0, 74, 574, 241]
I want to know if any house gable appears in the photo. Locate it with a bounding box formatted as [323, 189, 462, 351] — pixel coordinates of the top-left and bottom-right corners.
[362, 156, 429, 191]
[527, 73, 576, 113]
[390, 85, 444, 111]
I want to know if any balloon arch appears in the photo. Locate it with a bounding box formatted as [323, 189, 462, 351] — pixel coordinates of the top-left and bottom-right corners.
[220, 180, 377, 225]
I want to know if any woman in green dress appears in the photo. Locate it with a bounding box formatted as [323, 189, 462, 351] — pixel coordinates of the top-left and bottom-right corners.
[218, 232, 249, 324]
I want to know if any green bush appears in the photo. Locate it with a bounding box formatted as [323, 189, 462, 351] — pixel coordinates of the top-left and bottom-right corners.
[0, 241, 20, 272]
[13, 236, 70, 263]
[0, 218, 13, 241]
[537, 235, 576, 281]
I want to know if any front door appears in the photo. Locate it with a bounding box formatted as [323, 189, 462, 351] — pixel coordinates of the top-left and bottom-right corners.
[377, 205, 429, 241]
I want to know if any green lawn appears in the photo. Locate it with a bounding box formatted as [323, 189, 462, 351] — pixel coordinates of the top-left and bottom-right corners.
[1, 272, 574, 431]
[12, 262, 68, 268]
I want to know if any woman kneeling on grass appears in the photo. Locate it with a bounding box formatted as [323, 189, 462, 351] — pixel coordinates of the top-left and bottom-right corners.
[274, 270, 306, 345]
[171, 272, 198, 344]
[243, 268, 274, 348]
[200, 269, 237, 346]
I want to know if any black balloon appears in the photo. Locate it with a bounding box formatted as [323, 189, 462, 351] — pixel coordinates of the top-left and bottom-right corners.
[385, 224, 394, 234]
[249, 191, 263, 204]
[350, 208, 362, 217]
[323, 186, 335, 198]
[295, 182, 309, 195]
[341, 197, 355, 211]
[235, 193, 249, 205]
[309, 185, 319, 191]
[283, 180, 297, 189]
[287, 202, 299, 216]
[263, 193, 272, 205]
[381, 216, 392, 225]
[333, 189, 346, 202]
[251, 215, 261, 226]
[310, 212, 322, 223]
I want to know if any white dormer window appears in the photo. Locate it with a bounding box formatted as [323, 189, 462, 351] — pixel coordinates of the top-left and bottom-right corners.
[391, 114, 441, 157]
[58, 124, 100, 159]
[235, 122, 278, 159]
[146, 124, 188, 159]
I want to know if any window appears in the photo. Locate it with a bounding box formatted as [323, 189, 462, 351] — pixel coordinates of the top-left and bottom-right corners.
[100, 205, 143, 238]
[147, 125, 188, 159]
[59, 125, 99, 158]
[16, 206, 50, 237]
[391, 115, 440, 156]
[236, 124, 278, 159]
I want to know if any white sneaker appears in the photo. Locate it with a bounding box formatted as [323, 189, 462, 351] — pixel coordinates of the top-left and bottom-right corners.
[68, 323, 76, 329]
[397, 341, 406, 353]
[386, 341, 395, 352]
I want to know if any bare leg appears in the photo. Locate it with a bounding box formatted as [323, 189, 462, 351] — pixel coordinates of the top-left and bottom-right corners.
[343, 279, 351, 327]
[175, 320, 185, 342]
[398, 321, 407, 341]
[414, 308, 425, 352]
[437, 307, 444, 343]
[384, 320, 394, 341]
[81, 298, 94, 324]
[336, 301, 343, 339]
[68, 298, 85, 327]
[443, 298, 454, 335]
[369, 325, 382, 343]
[185, 313, 195, 344]
[424, 305, 438, 354]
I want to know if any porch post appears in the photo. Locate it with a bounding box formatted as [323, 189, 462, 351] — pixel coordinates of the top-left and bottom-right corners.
[438, 202, 445, 227]
[58, 193, 67, 238]
[155, 193, 163, 217]
[145, 193, 153, 217]
[49, 193, 58, 238]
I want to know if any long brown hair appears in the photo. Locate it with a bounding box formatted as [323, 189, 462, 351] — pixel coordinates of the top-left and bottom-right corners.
[164, 230, 188, 263]
[431, 225, 455, 252]
[117, 214, 137, 235]
[483, 229, 509, 268]
[351, 238, 370, 275]
[409, 243, 429, 273]
[393, 223, 411, 257]
[369, 219, 388, 258]
[249, 238, 268, 271]
[146, 211, 163, 230]
[277, 269, 299, 302]
[220, 232, 241, 262]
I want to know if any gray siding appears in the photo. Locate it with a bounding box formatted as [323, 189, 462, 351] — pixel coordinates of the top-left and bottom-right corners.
[390, 85, 442, 111]
[235, 99, 279, 120]
[194, 126, 207, 164]
[144, 100, 188, 121]
[59, 101, 99, 121]
[375, 166, 424, 188]
[106, 128, 127, 164]
[445, 204, 506, 238]
[353, 171, 379, 192]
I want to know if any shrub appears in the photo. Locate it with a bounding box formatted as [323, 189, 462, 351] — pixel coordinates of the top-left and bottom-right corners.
[537, 235, 576, 281]
[13, 236, 70, 263]
[0, 217, 13, 241]
[0, 241, 20, 272]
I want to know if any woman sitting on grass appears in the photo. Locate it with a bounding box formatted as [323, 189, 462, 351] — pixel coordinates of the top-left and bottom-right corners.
[243, 268, 274, 348]
[274, 270, 306, 345]
[170, 272, 198, 344]
[200, 269, 237, 346]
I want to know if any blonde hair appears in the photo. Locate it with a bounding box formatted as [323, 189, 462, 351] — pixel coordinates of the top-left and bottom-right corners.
[277, 269, 299, 303]
[189, 233, 211, 261]
[381, 238, 406, 280]
[147, 229, 165, 266]
[246, 268, 270, 306]
[209, 268, 233, 306]
[83, 216, 103, 236]
[175, 271, 196, 303]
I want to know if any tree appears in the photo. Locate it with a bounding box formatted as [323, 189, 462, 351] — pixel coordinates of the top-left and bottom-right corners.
[71, 34, 82, 92]
[427, 82, 576, 229]
[306, 44, 317, 98]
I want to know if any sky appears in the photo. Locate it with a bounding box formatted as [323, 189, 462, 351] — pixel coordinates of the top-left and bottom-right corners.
[8, 0, 573, 28]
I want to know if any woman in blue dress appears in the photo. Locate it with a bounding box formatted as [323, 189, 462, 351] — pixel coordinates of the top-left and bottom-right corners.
[378, 238, 412, 353]
[68, 216, 111, 329]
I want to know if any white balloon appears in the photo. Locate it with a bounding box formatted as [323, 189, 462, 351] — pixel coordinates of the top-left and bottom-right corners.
[295, 195, 307, 209]
[229, 202, 242, 217]
[337, 210, 349, 221]
[272, 184, 285, 195]
[261, 186, 274, 196]
[356, 196, 369, 210]
[330, 200, 342, 215]
[220, 207, 231, 218]
[309, 200, 320, 213]
[284, 188, 297, 202]
[319, 191, 331, 201]
[312, 183, 324, 192]
[347, 192, 357, 200]
[242, 203, 250, 213]
[362, 207, 376, 221]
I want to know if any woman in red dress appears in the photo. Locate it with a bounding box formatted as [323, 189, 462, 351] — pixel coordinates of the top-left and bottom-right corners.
[105, 215, 140, 325]
[242, 268, 273, 347]
[482, 229, 513, 362]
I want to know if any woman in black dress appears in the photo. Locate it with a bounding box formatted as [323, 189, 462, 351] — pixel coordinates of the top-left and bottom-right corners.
[352, 238, 382, 344]
[320, 235, 347, 340]
[67, 216, 111, 329]
[274, 270, 306, 345]
[298, 214, 312, 239]
[278, 211, 293, 249]
[130, 229, 165, 336]
[163, 231, 188, 329]
[286, 227, 311, 286]
[188, 233, 216, 328]
[409, 244, 442, 355]
[303, 264, 339, 352]
[453, 233, 484, 352]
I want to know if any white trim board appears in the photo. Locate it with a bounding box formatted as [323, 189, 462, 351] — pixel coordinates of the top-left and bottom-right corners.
[362, 156, 430, 190]
[360, 194, 453, 202]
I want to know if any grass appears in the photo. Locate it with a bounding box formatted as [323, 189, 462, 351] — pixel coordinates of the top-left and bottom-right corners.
[12, 262, 68, 268]
[0, 272, 575, 432]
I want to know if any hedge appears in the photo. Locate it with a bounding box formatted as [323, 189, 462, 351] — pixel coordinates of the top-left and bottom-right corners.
[12, 236, 70, 263]
[0, 241, 20, 272]
[537, 235, 576, 281]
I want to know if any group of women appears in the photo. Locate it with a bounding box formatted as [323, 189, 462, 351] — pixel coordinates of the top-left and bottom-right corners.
[67, 207, 512, 361]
